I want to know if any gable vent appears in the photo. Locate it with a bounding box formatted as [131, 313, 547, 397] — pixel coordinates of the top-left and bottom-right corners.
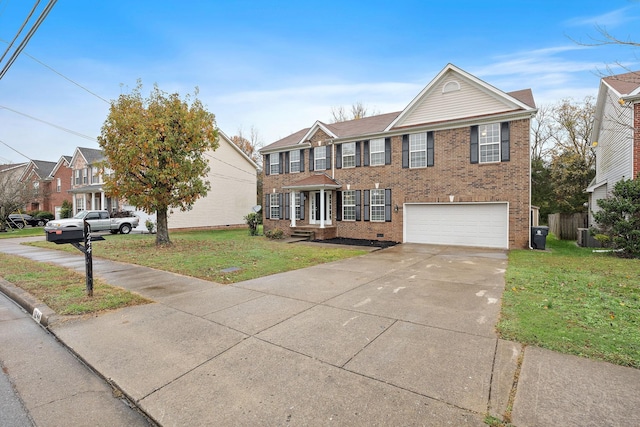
[442, 80, 461, 93]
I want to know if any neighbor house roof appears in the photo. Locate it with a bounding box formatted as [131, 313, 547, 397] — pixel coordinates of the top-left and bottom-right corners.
[30, 160, 57, 180]
[603, 71, 640, 96]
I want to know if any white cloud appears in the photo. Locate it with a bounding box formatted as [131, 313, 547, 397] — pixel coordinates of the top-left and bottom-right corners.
[565, 7, 636, 28]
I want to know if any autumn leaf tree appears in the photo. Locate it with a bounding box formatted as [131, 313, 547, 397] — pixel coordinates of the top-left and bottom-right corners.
[98, 83, 219, 246]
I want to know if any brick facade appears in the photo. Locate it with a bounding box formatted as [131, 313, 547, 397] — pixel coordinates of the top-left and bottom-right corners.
[263, 119, 531, 249]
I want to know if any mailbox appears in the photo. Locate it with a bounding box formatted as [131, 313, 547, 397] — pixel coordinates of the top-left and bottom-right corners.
[45, 228, 84, 244]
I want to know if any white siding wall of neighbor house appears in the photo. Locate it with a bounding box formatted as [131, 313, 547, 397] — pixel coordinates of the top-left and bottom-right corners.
[597, 87, 634, 191]
[589, 184, 608, 225]
[403, 202, 509, 249]
[399, 71, 513, 127]
[168, 137, 257, 229]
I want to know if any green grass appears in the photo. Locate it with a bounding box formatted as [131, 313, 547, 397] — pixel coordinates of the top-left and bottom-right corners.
[498, 234, 640, 368]
[0, 227, 45, 239]
[0, 253, 151, 315]
[29, 228, 369, 284]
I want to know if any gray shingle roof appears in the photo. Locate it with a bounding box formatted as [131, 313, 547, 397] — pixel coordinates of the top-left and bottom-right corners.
[78, 147, 105, 164]
[31, 160, 57, 179]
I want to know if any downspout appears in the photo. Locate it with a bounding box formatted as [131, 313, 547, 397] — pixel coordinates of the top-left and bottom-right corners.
[330, 139, 335, 180]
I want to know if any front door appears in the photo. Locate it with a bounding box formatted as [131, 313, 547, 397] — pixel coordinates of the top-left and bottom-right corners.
[310, 191, 332, 225]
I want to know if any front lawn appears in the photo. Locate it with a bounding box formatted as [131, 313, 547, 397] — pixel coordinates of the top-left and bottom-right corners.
[0, 227, 44, 239]
[29, 228, 369, 284]
[498, 234, 640, 368]
[0, 253, 150, 315]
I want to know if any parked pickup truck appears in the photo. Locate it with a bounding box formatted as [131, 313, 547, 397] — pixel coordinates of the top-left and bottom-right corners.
[44, 210, 139, 235]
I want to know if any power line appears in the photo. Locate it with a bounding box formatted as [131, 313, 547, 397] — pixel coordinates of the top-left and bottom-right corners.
[0, 104, 97, 141]
[0, 0, 40, 66]
[0, 139, 32, 161]
[0, 0, 57, 80]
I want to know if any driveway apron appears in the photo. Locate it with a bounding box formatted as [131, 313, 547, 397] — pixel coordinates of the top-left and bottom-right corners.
[0, 238, 511, 425]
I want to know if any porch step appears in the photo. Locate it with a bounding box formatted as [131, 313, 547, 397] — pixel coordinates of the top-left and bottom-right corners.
[290, 230, 315, 241]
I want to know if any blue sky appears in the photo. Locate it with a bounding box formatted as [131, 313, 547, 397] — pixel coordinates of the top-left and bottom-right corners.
[1, 0, 639, 163]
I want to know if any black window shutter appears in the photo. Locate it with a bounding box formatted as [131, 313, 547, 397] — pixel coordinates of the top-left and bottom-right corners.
[300, 149, 305, 172]
[336, 191, 342, 221]
[265, 155, 271, 175]
[309, 148, 314, 171]
[265, 194, 270, 219]
[355, 190, 362, 221]
[279, 152, 284, 174]
[284, 192, 290, 220]
[385, 138, 391, 165]
[300, 193, 305, 220]
[355, 142, 361, 167]
[336, 145, 342, 169]
[285, 152, 290, 173]
[427, 131, 434, 167]
[326, 145, 331, 170]
[501, 122, 510, 162]
[385, 189, 392, 222]
[402, 135, 409, 168]
[363, 141, 370, 166]
[363, 190, 370, 221]
[470, 126, 479, 164]
[278, 193, 283, 219]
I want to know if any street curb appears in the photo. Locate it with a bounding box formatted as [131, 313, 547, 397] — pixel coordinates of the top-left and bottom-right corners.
[0, 278, 57, 327]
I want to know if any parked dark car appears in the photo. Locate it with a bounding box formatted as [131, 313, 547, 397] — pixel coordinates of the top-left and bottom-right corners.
[7, 214, 47, 228]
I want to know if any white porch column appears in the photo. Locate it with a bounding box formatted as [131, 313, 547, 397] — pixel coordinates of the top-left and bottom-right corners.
[319, 188, 325, 229]
[101, 191, 106, 210]
[290, 191, 296, 227]
[90, 192, 95, 210]
[72, 195, 77, 213]
[82, 194, 87, 212]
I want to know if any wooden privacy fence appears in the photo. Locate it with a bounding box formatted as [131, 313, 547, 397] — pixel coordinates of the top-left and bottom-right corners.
[548, 213, 588, 240]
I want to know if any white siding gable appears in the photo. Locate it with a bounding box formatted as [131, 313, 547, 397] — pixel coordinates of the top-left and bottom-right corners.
[394, 69, 521, 128]
[595, 85, 633, 193]
[168, 134, 257, 229]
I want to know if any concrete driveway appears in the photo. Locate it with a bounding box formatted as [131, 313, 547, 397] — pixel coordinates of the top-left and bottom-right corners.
[1, 239, 515, 425]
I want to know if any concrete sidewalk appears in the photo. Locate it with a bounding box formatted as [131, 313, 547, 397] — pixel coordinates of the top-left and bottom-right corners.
[1, 237, 640, 426]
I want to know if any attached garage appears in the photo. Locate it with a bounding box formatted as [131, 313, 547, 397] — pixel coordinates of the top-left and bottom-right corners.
[404, 203, 509, 249]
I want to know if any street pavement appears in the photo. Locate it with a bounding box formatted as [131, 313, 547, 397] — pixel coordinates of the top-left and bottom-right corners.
[1, 236, 639, 426]
[0, 290, 152, 426]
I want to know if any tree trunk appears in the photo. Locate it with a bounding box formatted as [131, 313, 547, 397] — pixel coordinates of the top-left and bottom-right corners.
[155, 206, 171, 246]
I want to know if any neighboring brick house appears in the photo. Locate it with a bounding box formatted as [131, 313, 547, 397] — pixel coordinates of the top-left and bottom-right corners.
[587, 71, 640, 225]
[19, 160, 56, 212]
[68, 147, 119, 214]
[260, 64, 536, 249]
[19, 156, 73, 217]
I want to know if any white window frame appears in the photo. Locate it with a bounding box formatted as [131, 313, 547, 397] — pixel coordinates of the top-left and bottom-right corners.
[294, 192, 301, 219]
[314, 146, 326, 170]
[370, 138, 385, 166]
[74, 169, 80, 185]
[370, 189, 385, 222]
[342, 142, 356, 168]
[76, 197, 85, 211]
[290, 150, 300, 173]
[83, 168, 88, 184]
[343, 190, 356, 221]
[270, 153, 280, 175]
[56, 178, 61, 192]
[409, 133, 427, 168]
[479, 123, 500, 163]
[270, 193, 280, 219]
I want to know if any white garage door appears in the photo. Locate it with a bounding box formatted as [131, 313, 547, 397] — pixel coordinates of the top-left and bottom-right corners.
[404, 203, 509, 249]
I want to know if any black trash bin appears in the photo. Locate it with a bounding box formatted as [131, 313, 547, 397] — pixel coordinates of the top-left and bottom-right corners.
[531, 226, 549, 250]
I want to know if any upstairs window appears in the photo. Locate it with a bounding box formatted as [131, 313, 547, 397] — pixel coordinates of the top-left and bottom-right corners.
[314, 146, 326, 170]
[290, 150, 300, 173]
[56, 178, 61, 192]
[270, 153, 280, 175]
[342, 142, 356, 168]
[74, 169, 80, 185]
[409, 133, 427, 168]
[370, 138, 385, 166]
[479, 123, 500, 163]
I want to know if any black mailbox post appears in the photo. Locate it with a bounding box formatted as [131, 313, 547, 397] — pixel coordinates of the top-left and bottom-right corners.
[45, 221, 104, 296]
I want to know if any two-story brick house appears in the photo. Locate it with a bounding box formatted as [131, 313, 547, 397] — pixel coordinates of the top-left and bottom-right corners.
[260, 64, 536, 249]
[67, 147, 118, 213]
[19, 156, 73, 217]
